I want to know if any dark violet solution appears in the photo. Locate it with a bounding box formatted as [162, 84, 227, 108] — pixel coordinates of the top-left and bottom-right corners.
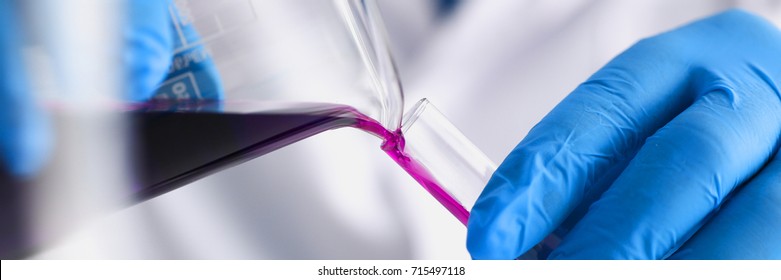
[0, 101, 469, 258]
[133, 101, 470, 225]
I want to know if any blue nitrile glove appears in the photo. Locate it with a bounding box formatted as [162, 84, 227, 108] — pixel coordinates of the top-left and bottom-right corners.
[467, 9, 781, 260]
[0, 0, 50, 177]
[1, 0, 222, 176]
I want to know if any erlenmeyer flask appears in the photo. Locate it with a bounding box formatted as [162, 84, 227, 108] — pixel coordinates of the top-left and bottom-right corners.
[130, 0, 406, 200]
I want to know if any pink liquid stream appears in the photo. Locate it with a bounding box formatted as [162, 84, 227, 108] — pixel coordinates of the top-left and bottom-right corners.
[349, 111, 470, 226]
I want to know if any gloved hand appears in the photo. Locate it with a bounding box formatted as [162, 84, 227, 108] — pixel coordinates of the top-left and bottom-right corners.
[467, 9, 781, 259]
[0, 0, 50, 177]
[0, 0, 221, 177]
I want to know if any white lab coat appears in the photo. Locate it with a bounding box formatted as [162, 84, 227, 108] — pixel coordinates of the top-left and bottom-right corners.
[35, 0, 781, 259]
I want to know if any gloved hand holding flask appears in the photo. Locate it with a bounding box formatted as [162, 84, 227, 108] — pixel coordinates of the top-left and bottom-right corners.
[0, 0, 221, 258]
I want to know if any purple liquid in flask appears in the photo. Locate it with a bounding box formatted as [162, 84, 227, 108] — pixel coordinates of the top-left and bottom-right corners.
[0, 100, 477, 258]
[131, 101, 469, 225]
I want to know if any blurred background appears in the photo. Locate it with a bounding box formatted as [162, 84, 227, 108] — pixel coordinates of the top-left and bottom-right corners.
[3, 0, 780, 259]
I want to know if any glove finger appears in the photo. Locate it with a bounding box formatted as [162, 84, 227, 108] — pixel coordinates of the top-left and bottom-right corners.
[549, 75, 781, 259]
[467, 10, 780, 259]
[125, 0, 175, 101]
[668, 151, 781, 260]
